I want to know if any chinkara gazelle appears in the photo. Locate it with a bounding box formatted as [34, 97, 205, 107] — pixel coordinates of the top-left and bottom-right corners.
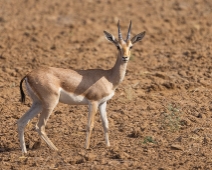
[18, 21, 145, 153]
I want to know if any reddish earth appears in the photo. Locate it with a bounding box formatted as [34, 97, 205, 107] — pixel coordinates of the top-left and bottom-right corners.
[0, 0, 212, 169]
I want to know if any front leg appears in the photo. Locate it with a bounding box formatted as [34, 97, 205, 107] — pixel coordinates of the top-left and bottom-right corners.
[99, 102, 110, 147]
[85, 101, 98, 149]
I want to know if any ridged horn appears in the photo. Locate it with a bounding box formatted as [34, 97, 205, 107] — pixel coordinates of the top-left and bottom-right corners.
[117, 20, 123, 40]
[126, 20, 132, 40]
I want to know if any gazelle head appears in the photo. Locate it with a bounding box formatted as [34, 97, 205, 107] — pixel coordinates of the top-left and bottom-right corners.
[104, 21, 145, 62]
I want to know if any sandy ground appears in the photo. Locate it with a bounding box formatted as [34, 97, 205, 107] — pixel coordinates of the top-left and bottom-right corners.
[0, 0, 212, 169]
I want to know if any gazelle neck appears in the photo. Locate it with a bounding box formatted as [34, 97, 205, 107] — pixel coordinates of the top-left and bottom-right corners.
[110, 53, 128, 88]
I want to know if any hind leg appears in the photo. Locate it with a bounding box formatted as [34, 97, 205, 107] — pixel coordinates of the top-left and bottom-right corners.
[17, 102, 42, 153]
[35, 97, 59, 151]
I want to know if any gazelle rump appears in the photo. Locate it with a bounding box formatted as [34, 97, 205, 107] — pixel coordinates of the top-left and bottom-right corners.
[18, 21, 145, 153]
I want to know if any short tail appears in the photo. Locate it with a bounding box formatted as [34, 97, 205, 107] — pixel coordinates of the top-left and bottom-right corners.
[20, 76, 26, 103]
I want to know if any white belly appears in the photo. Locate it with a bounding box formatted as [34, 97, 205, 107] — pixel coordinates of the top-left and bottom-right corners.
[59, 88, 114, 105]
[59, 88, 89, 105]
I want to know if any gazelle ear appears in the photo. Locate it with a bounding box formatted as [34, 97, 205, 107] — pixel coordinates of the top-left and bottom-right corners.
[103, 31, 117, 44]
[131, 31, 146, 44]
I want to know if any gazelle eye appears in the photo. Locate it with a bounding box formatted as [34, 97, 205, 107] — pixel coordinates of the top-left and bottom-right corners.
[129, 46, 133, 49]
[117, 46, 121, 50]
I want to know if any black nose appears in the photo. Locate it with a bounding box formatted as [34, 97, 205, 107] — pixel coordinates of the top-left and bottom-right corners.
[122, 56, 128, 61]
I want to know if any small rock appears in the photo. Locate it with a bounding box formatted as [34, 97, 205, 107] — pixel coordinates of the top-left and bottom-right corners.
[54, 111, 62, 114]
[180, 118, 191, 126]
[170, 144, 183, 151]
[100, 159, 107, 164]
[162, 81, 175, 89]
[154, 73, 169, 80]
[112, 151, 129, 160]
[70, 156, 85, 164]
[32, 141, 41, 150]
[147, 105, 155, 110]
[76, 158, 85, 164]
[128, 128, 141, 138]
[174, 136, 182, 142]
[198, 113, 206, 119]
[178, 70, 187, 77]
[203, 137, 210, 144]
[85, 153, 96, 161]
